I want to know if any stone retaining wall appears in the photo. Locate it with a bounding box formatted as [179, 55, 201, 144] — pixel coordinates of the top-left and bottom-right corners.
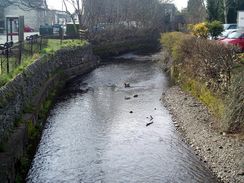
[0, 44, 99, 182]
[0, 44, 99, 144]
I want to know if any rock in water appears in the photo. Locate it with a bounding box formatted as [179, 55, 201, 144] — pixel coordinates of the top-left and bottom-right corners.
[146, 122, 154, 127]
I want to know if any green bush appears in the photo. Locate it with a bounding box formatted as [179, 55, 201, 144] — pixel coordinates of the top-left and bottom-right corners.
[189, 21, 223, 39]
[207, 21, 224, 39]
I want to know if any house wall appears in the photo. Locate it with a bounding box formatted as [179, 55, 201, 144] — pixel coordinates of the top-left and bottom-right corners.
[0, 8, 4, 33]
[4, 5, 49, 31]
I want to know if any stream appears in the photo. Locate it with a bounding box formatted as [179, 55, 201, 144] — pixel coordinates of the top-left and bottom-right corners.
[27, 53, 218, 183]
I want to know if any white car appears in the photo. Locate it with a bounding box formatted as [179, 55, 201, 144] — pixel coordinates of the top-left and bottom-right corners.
[218, 29, 238, 40]
[223, 24, 237, 30]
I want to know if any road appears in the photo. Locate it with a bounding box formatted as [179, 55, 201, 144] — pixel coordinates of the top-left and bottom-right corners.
[0, 32, 39, 44]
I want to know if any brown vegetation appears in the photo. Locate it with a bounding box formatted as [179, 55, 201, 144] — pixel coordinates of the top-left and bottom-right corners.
[161, 32, 244, 133]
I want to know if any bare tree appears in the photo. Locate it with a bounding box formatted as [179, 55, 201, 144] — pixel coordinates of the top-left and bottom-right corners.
[0, 0, 48, 10]
[61, 0, 177, 40]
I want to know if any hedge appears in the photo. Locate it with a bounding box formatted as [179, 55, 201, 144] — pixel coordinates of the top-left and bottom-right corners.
[161, 32, 243, 133]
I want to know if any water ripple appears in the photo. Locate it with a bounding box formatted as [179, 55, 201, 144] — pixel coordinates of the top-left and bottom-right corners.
[27, 58, 218, 183]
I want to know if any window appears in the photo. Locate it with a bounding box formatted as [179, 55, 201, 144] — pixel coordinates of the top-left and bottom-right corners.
[229, 25, 237, 29]
[0, 20, 4, 28]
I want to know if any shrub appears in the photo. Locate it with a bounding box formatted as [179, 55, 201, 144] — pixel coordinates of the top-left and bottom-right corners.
[224, 71, 244, 132]
[191, 22, 209, 39]
[187, 24, 194, 31]
[160, 32, 185, 53]
[207, 21, 224, 39]
[160, 32, 243, 132]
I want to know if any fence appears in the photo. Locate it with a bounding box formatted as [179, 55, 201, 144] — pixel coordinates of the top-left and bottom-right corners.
[0, 35, 48, 75]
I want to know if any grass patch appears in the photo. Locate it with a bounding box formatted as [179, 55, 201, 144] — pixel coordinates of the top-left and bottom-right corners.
[182, 77, 225, 119]
[0, 54, 40, 87]
[0, 39, 86, 88]
[0, 54, 41, 87]
[42, 39, 87, 54]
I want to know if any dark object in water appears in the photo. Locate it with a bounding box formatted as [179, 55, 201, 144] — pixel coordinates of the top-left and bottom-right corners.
[150, 115, 153, 121]
[133, 94, 139, 98]
[124, 83, 130, 88]
[125, 97, 131, 100]
[130, 111, 133, 113]
[65, 88, 89, 94]
[146, 122, 154, 127]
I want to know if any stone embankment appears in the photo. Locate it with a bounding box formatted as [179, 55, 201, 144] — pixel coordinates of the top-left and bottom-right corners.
[162, 86, 244, 183]
[0, 44, 99, 182]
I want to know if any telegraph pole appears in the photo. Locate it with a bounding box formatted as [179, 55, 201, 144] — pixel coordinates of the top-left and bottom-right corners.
[223, 0, 227, 23]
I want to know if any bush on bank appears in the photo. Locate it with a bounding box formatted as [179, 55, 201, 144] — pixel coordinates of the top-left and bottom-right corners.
[160, 32, 243, 133]
[188, 21, 223, 39]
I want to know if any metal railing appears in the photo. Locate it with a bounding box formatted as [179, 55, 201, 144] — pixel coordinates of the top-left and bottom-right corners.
[0, 35, 47, 74]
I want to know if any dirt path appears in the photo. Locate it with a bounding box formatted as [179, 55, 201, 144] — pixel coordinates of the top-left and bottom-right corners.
[161, 86, 244, 183]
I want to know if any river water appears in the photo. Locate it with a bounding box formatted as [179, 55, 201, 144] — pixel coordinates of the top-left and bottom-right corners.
[27, 53, 218, 183]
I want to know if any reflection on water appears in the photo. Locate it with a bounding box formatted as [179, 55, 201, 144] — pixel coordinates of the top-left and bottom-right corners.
[27, 57, 218, 183]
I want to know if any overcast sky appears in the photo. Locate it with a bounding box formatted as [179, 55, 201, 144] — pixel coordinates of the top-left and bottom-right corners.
[47, 0, 188, 11]
[174, 0, 188, 10]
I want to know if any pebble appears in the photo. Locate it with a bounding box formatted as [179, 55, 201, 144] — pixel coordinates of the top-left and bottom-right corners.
[196, 146, 201, 150]
[237, 170, 244, 176]
[163, 86, 243, 183]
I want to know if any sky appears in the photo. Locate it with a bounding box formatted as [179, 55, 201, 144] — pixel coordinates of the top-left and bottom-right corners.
[47, 0, 188, 11]
[174, 0, 188, 10]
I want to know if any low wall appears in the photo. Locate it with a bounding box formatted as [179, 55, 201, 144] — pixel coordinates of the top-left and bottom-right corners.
[0, 44, 99, 182]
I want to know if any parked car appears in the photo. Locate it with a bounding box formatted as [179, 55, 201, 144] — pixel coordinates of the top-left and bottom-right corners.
[220, 31, 244, 50]
[223, 24, 237, 30]
[218, 29, 237, 40]
[52, 24, 62, 35]
[24, 25, 34, 32]
[39, 24, 53, 36]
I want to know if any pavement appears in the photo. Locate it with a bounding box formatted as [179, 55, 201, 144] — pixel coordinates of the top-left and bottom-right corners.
[0, 32, 39, 44]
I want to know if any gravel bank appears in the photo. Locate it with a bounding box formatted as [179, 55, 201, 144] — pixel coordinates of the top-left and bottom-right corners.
[161, 86, 244, 183]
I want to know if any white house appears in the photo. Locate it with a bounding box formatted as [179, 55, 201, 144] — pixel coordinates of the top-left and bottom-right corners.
[3, 2, 48, 31]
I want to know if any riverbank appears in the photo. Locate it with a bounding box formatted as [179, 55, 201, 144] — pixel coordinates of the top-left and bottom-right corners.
[161, 86, 244, 183]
